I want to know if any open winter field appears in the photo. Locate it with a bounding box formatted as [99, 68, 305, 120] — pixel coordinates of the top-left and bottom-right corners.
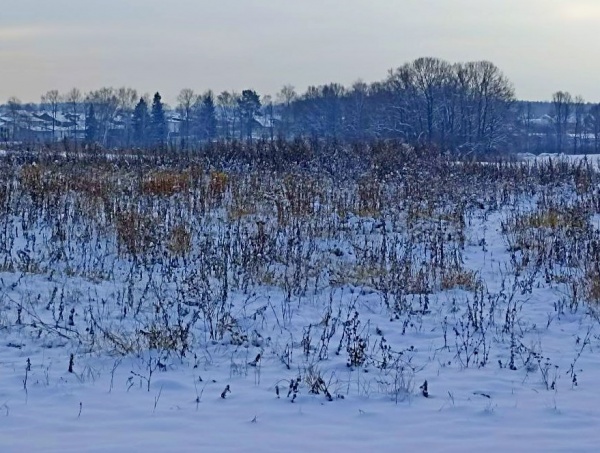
[1, 142, 600, 452]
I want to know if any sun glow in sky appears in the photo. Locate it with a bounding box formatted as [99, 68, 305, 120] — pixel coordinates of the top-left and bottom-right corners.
[560, 1, 600, 20]
[0, 0, 598, 104]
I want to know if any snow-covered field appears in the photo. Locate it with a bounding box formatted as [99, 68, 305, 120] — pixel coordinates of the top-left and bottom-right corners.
[2, 151, 600, 452]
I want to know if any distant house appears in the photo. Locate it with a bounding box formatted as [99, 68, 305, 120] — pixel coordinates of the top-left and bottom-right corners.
[254, 114, 281, 140]
[0, 108, 87, 142]
[529, 114, 554, 127]
[0, 116, 10, 141]
[167, 115, 182, 140]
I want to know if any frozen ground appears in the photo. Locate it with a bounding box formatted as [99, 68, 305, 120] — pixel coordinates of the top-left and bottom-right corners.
[1, 154, 600, 452]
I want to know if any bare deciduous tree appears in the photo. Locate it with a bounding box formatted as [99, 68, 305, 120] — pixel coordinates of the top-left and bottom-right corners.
[588, 104, 600, 153]
[41, 90, 60, 140]
[86, 88, 119, 146]
[217, 91, 239, 140]
[552, 91, 572, 153]
[277, 85, 297, 138]
[573, 95, 585, 154]
[177, 88, 198, 147]
[7, 97, 22, 140]
[64, 88, 82, 139]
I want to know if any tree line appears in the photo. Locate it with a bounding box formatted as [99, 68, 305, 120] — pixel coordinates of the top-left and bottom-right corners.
[2, 57, 600, 154]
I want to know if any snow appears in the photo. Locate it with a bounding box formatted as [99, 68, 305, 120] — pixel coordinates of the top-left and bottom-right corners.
[519, 152, 600, 169]
[1, 155, 600, 452]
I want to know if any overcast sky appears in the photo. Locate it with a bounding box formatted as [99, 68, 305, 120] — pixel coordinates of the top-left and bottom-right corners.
[1, 0, 598, 105]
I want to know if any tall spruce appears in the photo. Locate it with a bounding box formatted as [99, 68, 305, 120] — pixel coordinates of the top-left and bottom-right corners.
[150, 92, 168, 145]
[85, 103, 98, 143]
[132, 97, 150, 146]
[238, 89, 261, 140]
[198, 91, 217, 141]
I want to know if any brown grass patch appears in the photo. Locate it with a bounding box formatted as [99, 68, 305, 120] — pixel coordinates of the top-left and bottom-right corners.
[209, 171, 229, 198]
[441, 268, 482, 292]
[115, 210, 157, 256]
[356, 176, 382, 217]
[167, 224, 192, 256]
[142, 170, 191, 196]
[516, 207, 588, 231]
[582, 266, 600, 303]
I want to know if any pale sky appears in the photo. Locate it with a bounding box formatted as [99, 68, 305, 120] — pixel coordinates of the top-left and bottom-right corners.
[1, 0, 598, 105]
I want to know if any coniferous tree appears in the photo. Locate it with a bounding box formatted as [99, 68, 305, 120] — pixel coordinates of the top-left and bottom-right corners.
[132, 97, 150, 146]
[150, 92, 168, 145]
[85, 103, 98, 143]
[238, 89, 261, 140]
[198, 91, 217, 142]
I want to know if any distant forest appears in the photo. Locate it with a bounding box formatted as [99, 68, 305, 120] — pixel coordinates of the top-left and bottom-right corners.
[1, 57, 599, 154]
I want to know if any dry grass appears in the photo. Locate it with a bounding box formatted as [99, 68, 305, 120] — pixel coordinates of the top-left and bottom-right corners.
[140, 324, 190, 352]
[167, 224, 192, 257]
[356, 176, 382, 217]
[73, 176, 112, 198]
[99, 328, 142, 355]
[441, 268, 482, 292]
[19, 164, 45, 194]
[115, 210, 157, 256]
[142, 170, 191, 197]
[228, 178, 260, 220]
[209, 171, 229, 198]
[281, 174, 320, 218]
[582, 266, 600, 303]
[341, 263, 386, 287]
[516, 207, 589, 231]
